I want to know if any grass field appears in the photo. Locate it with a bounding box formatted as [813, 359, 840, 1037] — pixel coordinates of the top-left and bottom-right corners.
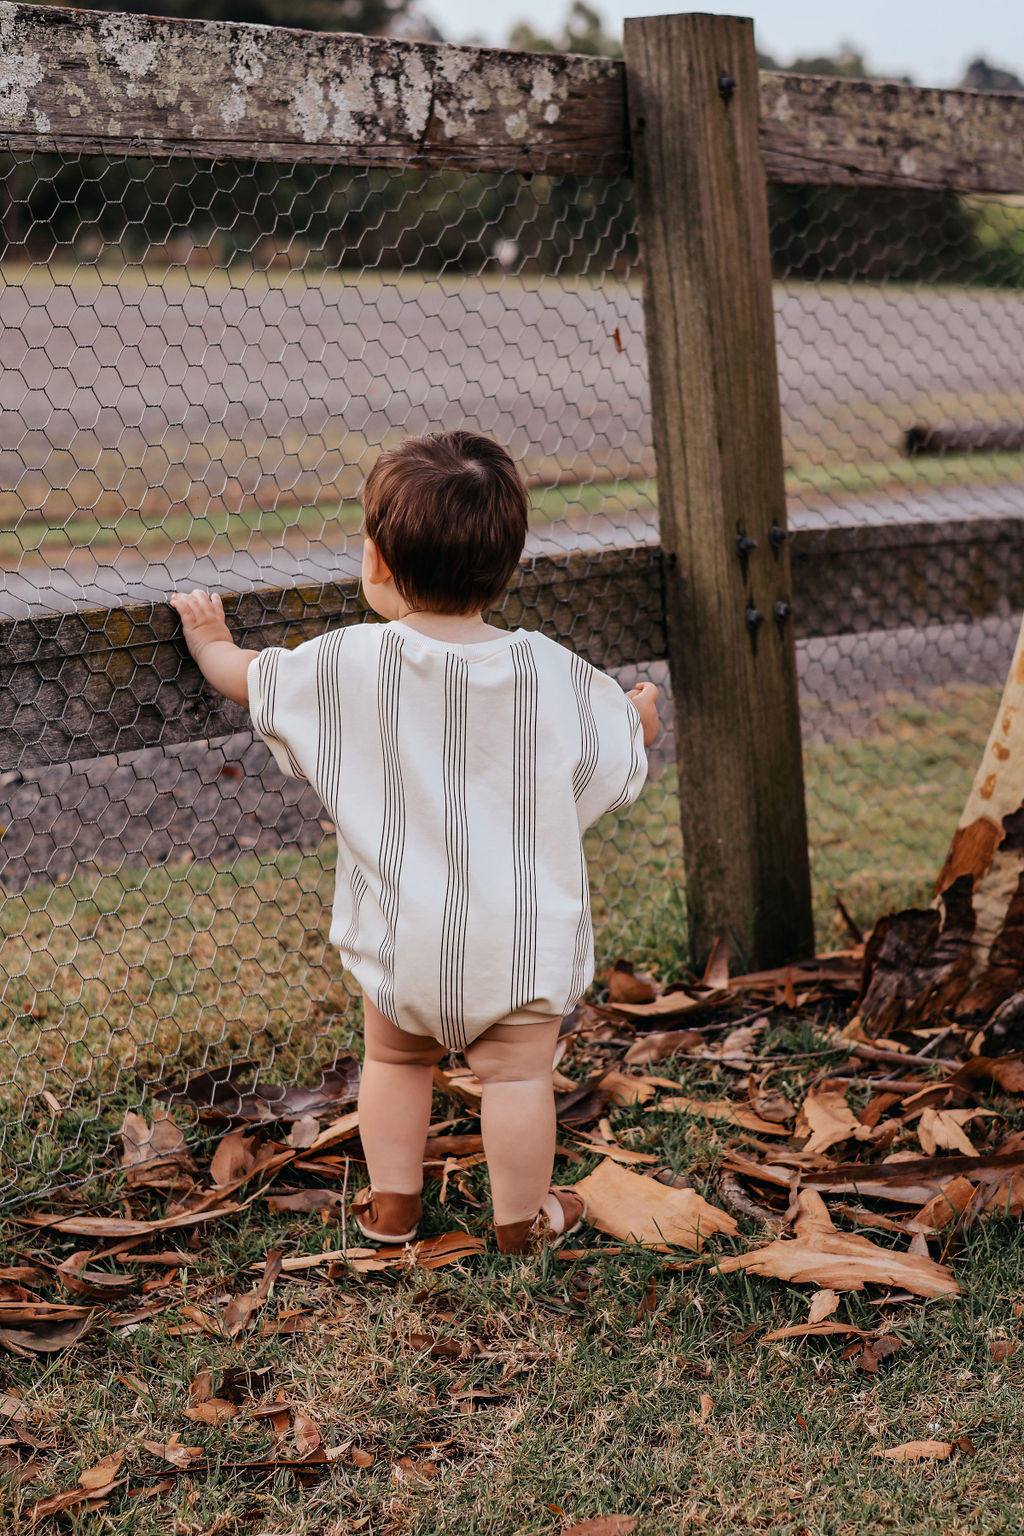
[1, 1014, 1021, 1535]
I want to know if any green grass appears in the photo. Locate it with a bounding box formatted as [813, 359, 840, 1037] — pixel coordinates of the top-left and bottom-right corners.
[1, 1018, 1021, 1534]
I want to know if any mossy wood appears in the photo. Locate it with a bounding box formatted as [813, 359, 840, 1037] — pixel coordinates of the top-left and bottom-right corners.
[5, 5, 1024, 191]
[624, 12, 814, 970]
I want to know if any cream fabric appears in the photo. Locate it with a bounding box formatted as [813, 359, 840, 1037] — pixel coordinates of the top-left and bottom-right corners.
[248, 619, 646, 1047]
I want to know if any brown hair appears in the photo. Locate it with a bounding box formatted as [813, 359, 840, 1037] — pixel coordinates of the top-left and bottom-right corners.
[362, 430, 529, 615]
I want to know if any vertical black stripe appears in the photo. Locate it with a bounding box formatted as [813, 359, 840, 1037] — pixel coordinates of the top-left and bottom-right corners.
[571, 653, 599, 802]
[565, 846, 592, 1012]
[376, 629, 406, 1022]
[510, 640, 539, 1011]
[314, 628, 347, 821]
[338, 866, 368, 971]
[439, 653, 470, 1051]
[255, 648, 304, 778]
[606, 701, 646, 814]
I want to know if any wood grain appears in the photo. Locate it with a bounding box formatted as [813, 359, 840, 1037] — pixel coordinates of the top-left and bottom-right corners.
[0, 2, 626, 174]
[4, 8, 1024, 192]
[624, 12, 814, 970]
[759, 71, 1024, 194]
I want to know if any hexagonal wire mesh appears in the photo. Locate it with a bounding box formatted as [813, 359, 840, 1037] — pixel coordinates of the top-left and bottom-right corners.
[771, 182, 1024, 947]
[3, 143, 1023, 1204]
[0, 149, 678, 1202]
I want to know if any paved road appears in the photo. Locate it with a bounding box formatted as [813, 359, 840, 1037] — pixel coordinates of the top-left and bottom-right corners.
[3, 270, 1024, 616]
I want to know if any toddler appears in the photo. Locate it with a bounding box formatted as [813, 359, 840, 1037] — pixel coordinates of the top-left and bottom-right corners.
[171, 430, 658, 1253]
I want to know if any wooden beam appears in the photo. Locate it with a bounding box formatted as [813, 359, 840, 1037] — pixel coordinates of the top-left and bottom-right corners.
[624, 12, 814, 970]
[0, 544, 666, 771]
[0, 2, 627, 174]
[1, 517, 1020, 773]
[759, 71, 1024, 194]
[789, 516, 1024, 639]
[5, 8, 1024, 191]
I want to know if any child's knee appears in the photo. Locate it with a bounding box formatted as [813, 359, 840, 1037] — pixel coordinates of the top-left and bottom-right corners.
[464, 1020, 560, 1085]
[363, 998, 446, 1068]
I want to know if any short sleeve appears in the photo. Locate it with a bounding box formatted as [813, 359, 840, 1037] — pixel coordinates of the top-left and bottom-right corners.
[574, 663, 649, 829]
[247, 639, 322, 781]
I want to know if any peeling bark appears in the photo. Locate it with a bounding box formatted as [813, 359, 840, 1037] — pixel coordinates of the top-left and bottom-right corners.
[859, 614, 1024, 1031]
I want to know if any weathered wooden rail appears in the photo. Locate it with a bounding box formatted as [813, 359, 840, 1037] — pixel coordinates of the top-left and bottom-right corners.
[4, 3, 1024, 966]
[3, 2, 1024, 190]
[4, 514, 1022, 773]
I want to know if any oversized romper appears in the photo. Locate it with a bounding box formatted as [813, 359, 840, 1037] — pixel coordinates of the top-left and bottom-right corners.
[248, 619, 647, 1049]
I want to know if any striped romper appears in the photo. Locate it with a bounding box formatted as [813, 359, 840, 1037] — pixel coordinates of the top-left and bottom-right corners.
[248, 619, 647, 1049]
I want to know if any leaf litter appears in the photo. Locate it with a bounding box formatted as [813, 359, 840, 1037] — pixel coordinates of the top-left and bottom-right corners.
[9, 904, 1024, 1516]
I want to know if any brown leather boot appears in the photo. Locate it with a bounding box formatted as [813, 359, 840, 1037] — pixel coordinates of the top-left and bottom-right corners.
[494, 1187, 586, 1255]
[351, 1188, 422, 1243]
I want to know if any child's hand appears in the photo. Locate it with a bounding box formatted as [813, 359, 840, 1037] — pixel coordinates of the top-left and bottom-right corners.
[170, 589, 233, 662]
[627, 679, 660, 747]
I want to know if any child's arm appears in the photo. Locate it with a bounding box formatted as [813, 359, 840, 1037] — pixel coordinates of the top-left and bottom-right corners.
[169, 590, 258, 707]
[627, 678, 660, 746]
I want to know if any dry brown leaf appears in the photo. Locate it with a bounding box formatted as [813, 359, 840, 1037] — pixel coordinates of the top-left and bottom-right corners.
[287, 1116, 321, 1150]
[141, 1434, 204, 1469]
[292, 1412, 321, 1458]
[563, 1519, 638, 1536]
[0, 1305, 97, 1358]
[210, 1130, 269, 1187]
[569, 1133, 658, 1166]
[990, 1339, 1016, 1362]
[18, 1205, 239, 1239]
[650, 1096, 790, 1137]
[760, 1322, 865, 1343]
[917, 1107, 997, 1158]
[120, 1109, 196, 1190]
[877, 1440, 952, 1461]
[598, 1070, 659, 1107]
[266, 1190, 344, 1216]
[904, 1176, 978, 1235]
[607, 959, 657, 1004]
[79, 1451, 125, 1491]
[607, 989, 729, 1022]
[796, 1086, 874, 1158]
[716, 1190, 959, 1297]
[702, 937, 731, 989]
[183, 1398, 239, 1426]
[807, 1288, 840, 1325]
[844, 1333, 903, 1373]
[623, 1029, 704, 1065]
[26, 1485, 121, 1523]
[573, 1159, 738, 1251]
[948, 1055, 1024, 1094]
[350, 1447, 375, 1468]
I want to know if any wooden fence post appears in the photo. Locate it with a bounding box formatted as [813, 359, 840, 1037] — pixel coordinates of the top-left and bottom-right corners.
[623, 11, 814, 970]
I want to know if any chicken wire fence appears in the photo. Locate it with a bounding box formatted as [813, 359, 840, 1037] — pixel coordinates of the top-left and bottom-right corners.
[0, 149, 672, 1203]
[770, 183, 1024, 945]
[2, 142, 1023, 1203]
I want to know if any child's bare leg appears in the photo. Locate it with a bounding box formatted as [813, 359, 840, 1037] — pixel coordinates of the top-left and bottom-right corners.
[359, 996, 445, 1194]
[464, 1019, 563, 1228]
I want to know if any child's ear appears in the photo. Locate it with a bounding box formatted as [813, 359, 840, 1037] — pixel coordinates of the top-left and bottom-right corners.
[363, 536, 392, 587]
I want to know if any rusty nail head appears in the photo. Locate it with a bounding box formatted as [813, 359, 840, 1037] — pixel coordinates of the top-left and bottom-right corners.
[718, 75, 736, 101]
[746, 607, 764, 630]
[769, 524, 788, 550]
[774, 600, 791, 622]
[736, 535, 758, 556]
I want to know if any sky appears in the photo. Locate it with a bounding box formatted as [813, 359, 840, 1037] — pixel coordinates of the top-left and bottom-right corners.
[431, 0, 1024, 84]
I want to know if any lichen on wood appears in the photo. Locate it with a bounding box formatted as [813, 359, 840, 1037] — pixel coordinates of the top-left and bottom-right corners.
[0, 1, 626, 172]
